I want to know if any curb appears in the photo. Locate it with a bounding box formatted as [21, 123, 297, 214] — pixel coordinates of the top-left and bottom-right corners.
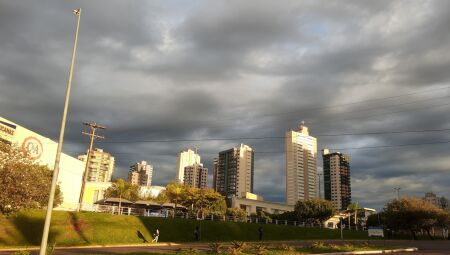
[316, 247, 418, 255]
[0, 242, 181, 252]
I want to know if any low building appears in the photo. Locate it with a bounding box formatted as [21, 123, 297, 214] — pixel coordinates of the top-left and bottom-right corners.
[139, 186, 166, 199]
[0, 116, 84, 211]
[228, 194, 294, 215]
[80, 181, 112, 210]
[323, 207, 377, 229]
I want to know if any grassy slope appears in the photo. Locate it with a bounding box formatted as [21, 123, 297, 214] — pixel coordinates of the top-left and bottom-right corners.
[0, 210, 366, 246]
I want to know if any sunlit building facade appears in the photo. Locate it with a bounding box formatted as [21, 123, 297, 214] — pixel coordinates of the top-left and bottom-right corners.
[78, 148, 115, 183]
[0, 116, 84, 210]
[285, 123, 318, 205]
[128, 160, 153, 186]
[214, 144, 254, 197]
[184, 163, 208, 189]
[322, 149, 351, 211]
[176, 148, 201, 183]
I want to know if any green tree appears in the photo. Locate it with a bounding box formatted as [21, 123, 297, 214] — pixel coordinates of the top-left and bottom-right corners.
[161, 183, 226, 218]
[0, 143, 62, 213]
[295, 198, 333, 225]
[366, 212, 385, 227]
[384, 197, 446, 240]
[193, 188, 226, 218]
[164, 182, 185, 217]
[104, 179, 140, 213]
[347, 202, 362, 230]
[153, 191, 169, 204]
[226, 208, 247, 221]
[271, 211, 297, 222]
[439, 196, 449, 210]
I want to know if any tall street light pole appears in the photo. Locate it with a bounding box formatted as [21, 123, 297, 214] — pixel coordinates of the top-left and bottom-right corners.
[394, 187, 401, 200]
[39, 9, 81, 255]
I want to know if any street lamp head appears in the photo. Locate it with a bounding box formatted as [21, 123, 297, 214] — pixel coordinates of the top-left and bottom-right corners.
[73, 8, 81, 16]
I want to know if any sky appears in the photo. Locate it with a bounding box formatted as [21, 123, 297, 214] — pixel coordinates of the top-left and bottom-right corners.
[1, 0, 450, 210]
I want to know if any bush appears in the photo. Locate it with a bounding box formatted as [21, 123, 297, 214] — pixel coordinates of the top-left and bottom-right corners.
[0, 144, 62, 214]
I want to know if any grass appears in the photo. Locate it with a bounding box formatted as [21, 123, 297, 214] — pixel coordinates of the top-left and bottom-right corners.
[0, 210, 367, 247]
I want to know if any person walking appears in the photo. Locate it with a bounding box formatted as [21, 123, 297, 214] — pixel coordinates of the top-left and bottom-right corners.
[258, 226, 263, 241]
[152, 228, 160, 243]
[194, 226, 200, 241]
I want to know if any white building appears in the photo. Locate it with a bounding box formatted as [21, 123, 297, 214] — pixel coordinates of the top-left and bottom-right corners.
[128, 160, 153, 186]
[78, 148, 115, 182]
[285, 122, 318, 205]
[140, 186, 166, 198]
[176, 148, 201, 183]
[229, 192, 294, 216]
[0, 116, 84, 211]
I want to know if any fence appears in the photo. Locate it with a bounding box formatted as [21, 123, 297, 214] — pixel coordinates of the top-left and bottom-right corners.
[82, 204, 330, 229]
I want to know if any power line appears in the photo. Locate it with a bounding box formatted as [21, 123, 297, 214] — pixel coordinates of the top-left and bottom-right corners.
[202, 85, 450, 123]
[96, 127, 450, 144]
[65, 139, 450, 156]
[306, 98, 450, 126]
[158, 91, 450, 131]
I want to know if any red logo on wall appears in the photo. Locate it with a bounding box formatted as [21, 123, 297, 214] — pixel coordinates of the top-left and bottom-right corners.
[22, 136, 43, 160]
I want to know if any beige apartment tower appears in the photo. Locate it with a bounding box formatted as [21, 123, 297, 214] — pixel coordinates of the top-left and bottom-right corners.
[184, 163, 208, 189]
[213, 144, 254, 197]
[128, 161, 153, 186]
[78, 148, 115, 182]
[176, 148, 201, 183]
[285, 123, 318, 205]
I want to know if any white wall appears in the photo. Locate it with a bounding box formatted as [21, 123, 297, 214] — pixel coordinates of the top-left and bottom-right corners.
[0, 116, 84, 210]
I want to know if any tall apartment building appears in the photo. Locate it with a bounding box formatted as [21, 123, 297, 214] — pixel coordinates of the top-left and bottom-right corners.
[322, 149, 351, 211]
[423, 192, 440, 207]
[213, 158, 219, 191]
[213, 144, 254, 197]
[128, 161, 153, 186]
[78, 148, 115, 182]
[184, 163, 208, 189]
[176, 148, 201, 183]
[285, 123, 317, 205]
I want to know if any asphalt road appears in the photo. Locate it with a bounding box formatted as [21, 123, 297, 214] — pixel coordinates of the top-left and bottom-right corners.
[1, 240, 449, 255]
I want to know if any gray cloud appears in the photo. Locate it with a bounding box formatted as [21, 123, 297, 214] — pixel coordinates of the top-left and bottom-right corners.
[1, 0, 450, 209]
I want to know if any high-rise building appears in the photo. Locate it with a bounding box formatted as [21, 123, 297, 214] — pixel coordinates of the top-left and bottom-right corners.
[214, 144, 254, 197]
[176, 148, 201, 183]
[213, 158, 219, 191]
[285, 122, 317, 205]
[184, 163, 208, 189]
[423, 192, 440, 207]
[78, 148, 115, 182]
[128, 161, 153, 186]
[322, 149, 351, 211]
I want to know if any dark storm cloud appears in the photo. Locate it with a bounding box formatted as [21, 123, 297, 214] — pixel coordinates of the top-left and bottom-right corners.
[1, 0, 450, 209]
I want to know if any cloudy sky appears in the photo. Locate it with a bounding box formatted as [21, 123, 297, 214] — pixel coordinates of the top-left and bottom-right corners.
[1, 0, 450, 210]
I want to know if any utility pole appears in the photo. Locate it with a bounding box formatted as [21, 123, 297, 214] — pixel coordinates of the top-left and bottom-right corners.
[394, 187, 401, 200]
[317, 172, 323, 199]
[77, 122, 106, 212]
[39, 9, 81, 255]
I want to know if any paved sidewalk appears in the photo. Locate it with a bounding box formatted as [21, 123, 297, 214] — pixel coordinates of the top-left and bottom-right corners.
[0, 240, 448, 255]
